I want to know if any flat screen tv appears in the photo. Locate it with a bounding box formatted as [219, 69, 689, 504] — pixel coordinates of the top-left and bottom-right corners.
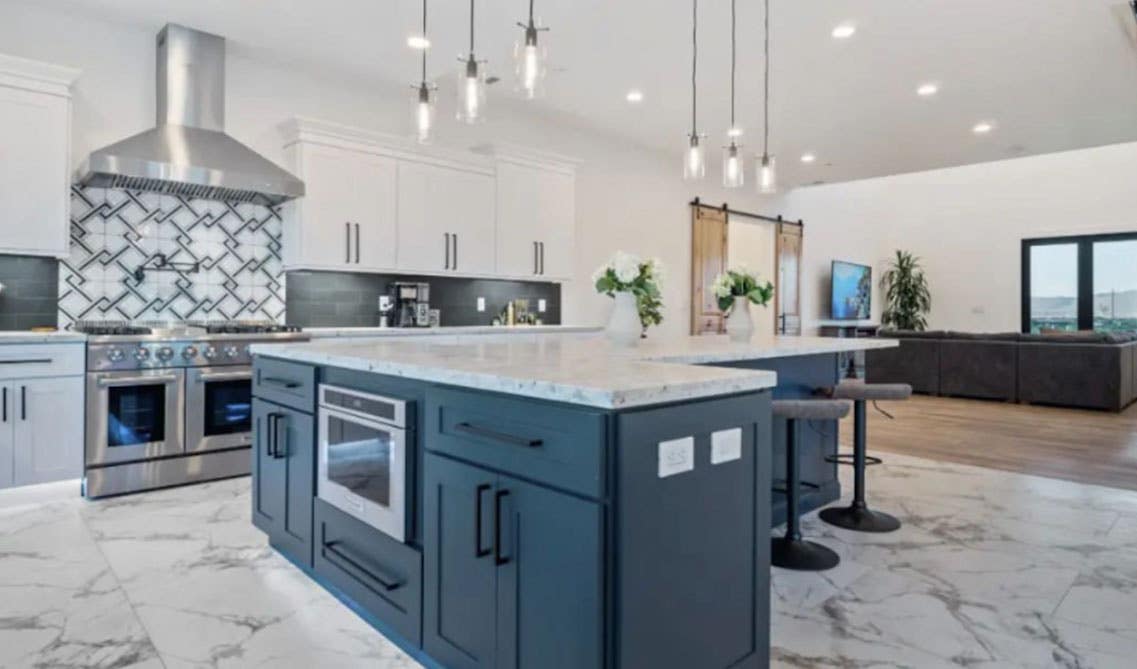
[831, 260, 872, 320]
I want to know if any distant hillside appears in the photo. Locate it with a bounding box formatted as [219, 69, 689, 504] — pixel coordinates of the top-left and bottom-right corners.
[1031, 289, 1137, 318]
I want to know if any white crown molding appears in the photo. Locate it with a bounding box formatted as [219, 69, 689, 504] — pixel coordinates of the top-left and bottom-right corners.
[471, 142, 581, 173]
[0, 53, 80, 98]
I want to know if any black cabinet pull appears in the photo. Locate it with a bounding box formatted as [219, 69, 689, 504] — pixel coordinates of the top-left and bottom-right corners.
[444, 232, 450, 269]
[271, 413, 288, 459]
[354, 223, 360, 264]
[540, 242, 545, 275]
[2, 387, 6, 423]
[452, 233, 458, 270]
[261, 376, 301, 390]
[0, 359, 52, 365]
[494, 489, 511, 566]
[20, 386, 26, 421]
[323, 540, 404, 592]
[533, 241, 539, 274]
[454, 422, 543, 448]
[266, 413, 278, 458]
[345, 222, 351, 263]
[475, 483, 493, 558]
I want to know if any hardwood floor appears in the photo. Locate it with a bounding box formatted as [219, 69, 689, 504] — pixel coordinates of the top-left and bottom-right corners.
[840, 394, 1137, 492]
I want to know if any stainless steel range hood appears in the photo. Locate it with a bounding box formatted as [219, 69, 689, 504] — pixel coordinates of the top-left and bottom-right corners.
[77, 24, 304, 206]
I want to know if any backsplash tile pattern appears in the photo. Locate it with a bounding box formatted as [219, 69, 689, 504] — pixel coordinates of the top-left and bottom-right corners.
[0, 255, 60, 330]
[58, 187, 284, 328]
[287, 271, 561, 328]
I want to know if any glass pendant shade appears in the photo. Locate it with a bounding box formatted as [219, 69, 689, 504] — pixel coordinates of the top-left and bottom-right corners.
[723, 141, 744, 188]
[457, 56, 486, 123]
[514, 24, 547, 99]
[684, 134, 706, 181]
[758, 154, 777, 194]
[414, 84, 434, 143]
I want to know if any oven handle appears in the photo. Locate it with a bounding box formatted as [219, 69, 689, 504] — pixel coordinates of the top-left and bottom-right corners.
[322, 540, 404, 592]
[97, 374, 179, 388]
[198, 371, 253, 383]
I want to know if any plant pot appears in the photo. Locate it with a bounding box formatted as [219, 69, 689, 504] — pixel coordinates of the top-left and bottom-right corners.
[605, 291, 641, 347]
[725, 296, 753, 342]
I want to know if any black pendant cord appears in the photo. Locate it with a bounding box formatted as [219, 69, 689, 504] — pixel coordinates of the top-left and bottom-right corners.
[762, 0, 771, 157]
[691, 0, 698, 137]
[730, 0, 736, 133]
[421, 0, 428, 83]
[469, 0, 476, 55]
[529, 0, 535, 23]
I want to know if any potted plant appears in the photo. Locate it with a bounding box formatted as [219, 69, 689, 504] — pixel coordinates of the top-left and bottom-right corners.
[880, 250, 931, 331]
[712, 266, 774, 342]
[594, 252, 664, 346]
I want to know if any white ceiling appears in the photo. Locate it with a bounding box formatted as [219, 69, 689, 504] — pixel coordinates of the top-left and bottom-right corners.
[28, 0, 1137, 187]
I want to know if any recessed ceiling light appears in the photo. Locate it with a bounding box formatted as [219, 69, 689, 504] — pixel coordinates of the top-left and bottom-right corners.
[800, 153, 816, 163]
[625, 89, 644, 103]
[831, 23, 856, 39]
[917, 83, 938, 97]
[406, 35, 431, 49]
[973, 121, 994, 134]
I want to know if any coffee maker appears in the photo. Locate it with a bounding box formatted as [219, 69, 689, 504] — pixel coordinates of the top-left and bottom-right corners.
[390, 282, 431, 327]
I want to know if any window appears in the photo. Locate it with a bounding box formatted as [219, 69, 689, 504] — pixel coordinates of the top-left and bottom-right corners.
[1022, 233, 1137, 333]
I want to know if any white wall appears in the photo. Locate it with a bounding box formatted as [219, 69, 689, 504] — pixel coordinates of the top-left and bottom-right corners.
[0, 1, 779, 339]
[779, 141, 1137, 333]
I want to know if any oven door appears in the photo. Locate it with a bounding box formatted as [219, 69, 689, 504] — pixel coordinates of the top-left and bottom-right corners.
[186, 366, 254, 454]
[318, 405, 407, 542]
[86, 369, 185, 467]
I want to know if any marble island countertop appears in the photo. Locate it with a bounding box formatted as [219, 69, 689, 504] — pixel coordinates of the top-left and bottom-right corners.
[302, 324, 602, 338]
[0, 331, 87, 344]
[251, 334, 897, 409]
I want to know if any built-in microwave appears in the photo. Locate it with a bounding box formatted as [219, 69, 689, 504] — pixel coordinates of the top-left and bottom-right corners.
[317, 385, 408, 542]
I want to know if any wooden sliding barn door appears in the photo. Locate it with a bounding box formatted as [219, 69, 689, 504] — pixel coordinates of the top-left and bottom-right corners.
[691, 205, 728, 335]
[775, 223, 803, 335]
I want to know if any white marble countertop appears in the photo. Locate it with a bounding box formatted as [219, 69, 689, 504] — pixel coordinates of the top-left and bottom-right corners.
[302, 324, 602, 338]
[251, 334, 897, 409]
[0, 331, 86, 344]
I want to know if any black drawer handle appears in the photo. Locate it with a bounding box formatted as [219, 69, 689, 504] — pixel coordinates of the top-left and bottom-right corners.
[0, 359, 52, 365]
[475, 483, 492, 558]
[261, 376, 301, 390]
[454, 422, 543, 448]
[494, 489, 511, 566]
[323, 540, 404, 592]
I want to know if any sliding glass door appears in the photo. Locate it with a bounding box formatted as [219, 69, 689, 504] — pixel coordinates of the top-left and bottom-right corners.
[1021, 233, 1137, 333]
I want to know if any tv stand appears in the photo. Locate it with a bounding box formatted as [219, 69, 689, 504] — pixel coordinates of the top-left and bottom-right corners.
[817, 320, 879, 379]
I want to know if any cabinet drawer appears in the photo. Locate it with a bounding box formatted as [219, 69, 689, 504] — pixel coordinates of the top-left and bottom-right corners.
[426, 387, 607, 498]
[253, 358, 315, 412]
[0, 344, 84, 380]
[313, 499, 422, 646]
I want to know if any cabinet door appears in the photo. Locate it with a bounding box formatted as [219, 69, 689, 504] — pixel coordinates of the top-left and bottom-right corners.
[495, 162, 541, 278]
[397, 161, 495, 275]
[0, 385, 12, 488]
[293, 143, 358, 268]
[535, 169, 575, 280]
[445, 169, 496, 275]
[0, 86, 69, 257]
[352, 152, 398, 271]
[396, 161, 447, 273]
[12, 377, 83, 485]
[251, 399, 314, 566]
[495, 475, 603, 669]
[422, 453, 498, 669]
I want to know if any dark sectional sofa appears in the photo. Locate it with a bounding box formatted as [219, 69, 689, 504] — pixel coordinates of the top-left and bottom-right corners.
[866, 330, 1137, 411]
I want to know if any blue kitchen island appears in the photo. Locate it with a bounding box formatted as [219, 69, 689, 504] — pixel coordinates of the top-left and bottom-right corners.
[248, 333, 896, 669]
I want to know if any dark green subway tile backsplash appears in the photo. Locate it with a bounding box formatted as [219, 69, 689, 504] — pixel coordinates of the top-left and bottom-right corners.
[0, 254, 59, 330]
[285, 271, 561, 328]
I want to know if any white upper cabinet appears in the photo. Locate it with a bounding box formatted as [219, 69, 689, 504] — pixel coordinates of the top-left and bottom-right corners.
[282, 133, 397, 272]
[487, 148, 577, 281]
[396, 160, 495, 276]
[0, 55, 79, 258]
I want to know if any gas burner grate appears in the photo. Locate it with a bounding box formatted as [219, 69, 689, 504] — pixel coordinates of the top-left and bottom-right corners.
[72, 320, 153, 336]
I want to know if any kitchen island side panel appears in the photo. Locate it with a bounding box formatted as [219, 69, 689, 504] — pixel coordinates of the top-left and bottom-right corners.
[615, 391, 772, 669]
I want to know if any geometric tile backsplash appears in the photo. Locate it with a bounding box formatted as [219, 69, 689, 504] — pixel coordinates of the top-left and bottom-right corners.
[58, 186, 285, 328]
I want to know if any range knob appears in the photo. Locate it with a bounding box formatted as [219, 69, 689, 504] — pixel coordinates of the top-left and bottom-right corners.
[133, 347, 151, 362]
[182, 345, 198, 360]
[224, 345, 240, 359]
[202, 345, 217, 360]
[106, 347, 125, 363]
[156, 346, 175, 362]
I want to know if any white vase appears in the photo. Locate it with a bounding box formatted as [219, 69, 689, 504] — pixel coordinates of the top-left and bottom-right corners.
[605, 291, 641, 347]
[725, 296, 753, 342]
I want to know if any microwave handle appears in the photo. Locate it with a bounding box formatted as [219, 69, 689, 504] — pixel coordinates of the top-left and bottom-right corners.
[97, 374, 179, 388]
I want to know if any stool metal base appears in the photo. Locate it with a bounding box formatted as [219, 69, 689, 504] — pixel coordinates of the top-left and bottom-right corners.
[819, 504, 901, 533]
[771, 537, 841, 571]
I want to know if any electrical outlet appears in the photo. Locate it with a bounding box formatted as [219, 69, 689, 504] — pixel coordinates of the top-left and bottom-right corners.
[538, 299, 547, 313]
[658, 437, 695, 478]
[477, 297, 486, 312]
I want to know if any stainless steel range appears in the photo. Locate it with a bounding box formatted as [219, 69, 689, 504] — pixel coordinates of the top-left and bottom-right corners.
[78, 321, 309, 498]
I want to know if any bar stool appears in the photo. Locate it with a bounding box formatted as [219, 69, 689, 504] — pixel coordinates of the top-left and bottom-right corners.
[819, 379, 912, 533]
[771, 399, 852, 571]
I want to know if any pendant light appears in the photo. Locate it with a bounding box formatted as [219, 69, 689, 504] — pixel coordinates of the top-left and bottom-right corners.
[757, 0, 777, 193]
[514, 0, 549, 99]
[683, 0, 706, 181]
[411, 0, 436, 143]
[457, 0, 486, 123]
[722, 0, 744, 188]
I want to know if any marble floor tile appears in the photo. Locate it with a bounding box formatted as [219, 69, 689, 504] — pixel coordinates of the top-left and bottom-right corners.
[3, 450, 1137, 669]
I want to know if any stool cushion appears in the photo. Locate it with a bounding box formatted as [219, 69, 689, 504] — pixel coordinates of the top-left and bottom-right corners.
[772, 399, 852, 421]
[832, 380, 912, 401]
